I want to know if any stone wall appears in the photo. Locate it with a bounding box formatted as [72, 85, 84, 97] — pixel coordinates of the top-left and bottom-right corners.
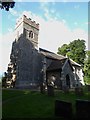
[73, 66, 84, 86]
[61, 59, 75, 88]
[10, 29, 42, 89]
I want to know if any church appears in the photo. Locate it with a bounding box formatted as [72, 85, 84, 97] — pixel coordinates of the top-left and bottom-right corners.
[6, 15, 84, 89]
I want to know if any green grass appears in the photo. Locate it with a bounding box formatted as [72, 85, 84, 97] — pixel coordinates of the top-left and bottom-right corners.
[2, 89, 25, 101]
[2, 87, 90, 119]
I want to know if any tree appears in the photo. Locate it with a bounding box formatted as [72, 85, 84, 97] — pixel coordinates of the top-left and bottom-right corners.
[57, 39, 86, 67]
[57, 44, 69, 56]
[2, 72, 7, 88]
[0, 0, 15, 11]
[84, 50, 90, 84]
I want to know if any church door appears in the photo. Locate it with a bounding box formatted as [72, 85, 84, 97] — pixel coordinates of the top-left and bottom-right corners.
[66, 74, 70, 88]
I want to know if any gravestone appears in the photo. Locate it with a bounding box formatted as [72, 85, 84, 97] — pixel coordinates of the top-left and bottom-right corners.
[47, 85, 54, 96]
[40, 84, 45, 94]
[75, 99, 90, 119]
[55, 100, 73, 119]
[63, 86, 69, 93]
[87, 85, 90, 91]
[75, 87, 83, 96]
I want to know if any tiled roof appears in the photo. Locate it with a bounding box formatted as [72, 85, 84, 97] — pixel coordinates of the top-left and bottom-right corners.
[70, 59, 81, 67]
[39, 48, 66, 60]
[39, 48, 81, 67]
[47, 59, 66, 71]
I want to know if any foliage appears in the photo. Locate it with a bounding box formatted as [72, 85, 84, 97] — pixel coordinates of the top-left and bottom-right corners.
[57, 39, 86, 67]
[2, 72, 7, 88]
[0, 0, 15, 11]
[57, 44, 69, 56]
[84, 51, 90, 84]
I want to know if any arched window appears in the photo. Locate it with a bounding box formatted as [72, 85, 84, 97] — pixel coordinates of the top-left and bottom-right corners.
[29, 31, 34, 38]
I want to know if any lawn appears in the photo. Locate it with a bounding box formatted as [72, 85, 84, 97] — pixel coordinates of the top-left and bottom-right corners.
[2, 87, 90, 119]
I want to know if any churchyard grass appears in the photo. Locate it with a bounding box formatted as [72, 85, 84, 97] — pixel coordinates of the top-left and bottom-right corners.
[2, 87, 90, 119]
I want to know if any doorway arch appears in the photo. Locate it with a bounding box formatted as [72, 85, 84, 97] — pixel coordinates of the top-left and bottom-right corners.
[66, 74, 70, 88]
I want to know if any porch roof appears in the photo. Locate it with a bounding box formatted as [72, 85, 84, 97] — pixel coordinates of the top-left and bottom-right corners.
[47, 59, 66, 71]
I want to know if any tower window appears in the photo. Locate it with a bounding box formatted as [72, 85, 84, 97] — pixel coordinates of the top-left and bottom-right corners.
[29, 31, 34, 38]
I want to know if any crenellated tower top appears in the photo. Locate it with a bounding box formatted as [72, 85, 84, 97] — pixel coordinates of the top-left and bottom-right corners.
[15, 15, 39, 30]
[14, 15, 39, 48]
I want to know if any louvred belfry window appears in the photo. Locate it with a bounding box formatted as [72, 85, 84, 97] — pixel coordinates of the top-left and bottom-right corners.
[29, 31, 34, 38]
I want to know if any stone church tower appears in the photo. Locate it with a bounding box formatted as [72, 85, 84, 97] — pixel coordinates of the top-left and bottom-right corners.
[8, 15, 42, 89]
[15, 15, 39, 48]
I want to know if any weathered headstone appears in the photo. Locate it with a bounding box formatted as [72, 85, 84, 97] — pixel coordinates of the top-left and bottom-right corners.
[75, 99, 90, 119]
[55, 100, 73, 119]
[75, 87, 83, 96]
[63, 86, 69, 93]
[87, 85, 90, 91]
[47, 85, 54, 96]
[40, 84, 45, 94]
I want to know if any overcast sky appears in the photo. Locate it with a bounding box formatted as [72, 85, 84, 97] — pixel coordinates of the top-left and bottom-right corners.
[0, 0, 88, 75]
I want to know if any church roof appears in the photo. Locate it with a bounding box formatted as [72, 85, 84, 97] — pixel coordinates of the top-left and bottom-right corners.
[47, 59, 66, 71]
[70, 59, 81, 67]
[39, 48, 66, 60]
[39, 48, 81, 67]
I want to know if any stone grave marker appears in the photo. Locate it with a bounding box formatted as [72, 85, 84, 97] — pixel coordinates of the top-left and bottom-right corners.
[75, 87, 83, 96]
[40, 84, 45, 94]
[87, 85, 90, 91]
[47, 85, 54, 96]
[63, 86, 69, 93]
[75, 99, 90, 119]
[55, 100, 73, 119]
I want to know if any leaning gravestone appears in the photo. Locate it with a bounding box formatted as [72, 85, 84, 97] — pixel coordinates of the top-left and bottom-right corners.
[75, 99, 90, 119]
[55, 100, 73, 119]
[47, 85, 54, 96]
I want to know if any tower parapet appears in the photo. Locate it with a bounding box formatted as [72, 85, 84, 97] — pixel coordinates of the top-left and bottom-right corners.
[15, 15, 39, 30]
[15, 15, 39, 48]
